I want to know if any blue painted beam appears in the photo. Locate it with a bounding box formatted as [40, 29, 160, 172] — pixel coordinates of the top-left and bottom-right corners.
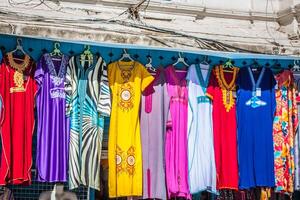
[0, 33, 298, 69]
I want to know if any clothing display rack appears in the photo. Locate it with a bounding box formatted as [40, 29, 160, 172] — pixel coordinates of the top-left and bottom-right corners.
[0, 33, 299, 200]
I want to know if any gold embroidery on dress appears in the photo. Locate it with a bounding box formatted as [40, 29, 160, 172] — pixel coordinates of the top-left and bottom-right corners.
[10, 71, 25, 93]
[7, 53, 30, 93]
[118, 83, 134, 111]
[215, 66, 239, 112]
[120, 69, 132, 82]
[116, 146, 136, 176]
[118, 61, 135, 83]
[116, 146, 124, 174]
[126, 146, 136, 175]
[7, 53, 30, 72]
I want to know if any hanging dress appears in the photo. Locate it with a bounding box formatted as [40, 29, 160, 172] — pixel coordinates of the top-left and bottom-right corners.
[0, 53, 37, 185]
[0, 51, 2, 117]
[140, 68, 168, 200]
[236, 67, 276, 189]
[187, 63, 216, 194]
[65, 55, 111, 190]
[35, 53, 70, 182]
[273, 70, 298, 193]
[206, 65, 239, 190]
[165, 65, 190, 199]
[108, 61, 154, 198]
[293, 72, 300, 191]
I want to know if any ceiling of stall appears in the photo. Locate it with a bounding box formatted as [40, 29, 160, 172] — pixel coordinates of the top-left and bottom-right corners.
[1, 0, 300, 55]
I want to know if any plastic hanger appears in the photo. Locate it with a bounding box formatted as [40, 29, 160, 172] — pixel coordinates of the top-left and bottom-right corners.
[10, 38, 27, 61]
[292, 60, 300, 73]
[50, 42, 63, 60]
[269, 60, 283, 75]
[223, 59, 234, 73]
[252, 59, 260, 67]
[173, 52, 189, 68]
[250, 59, 261, 71]
[199, 55, 210, 71]
[119, 49, 134, 61]
[200, 55, 209, 66]
[145, 55, 156, 72]
[80, 45, 94, 66]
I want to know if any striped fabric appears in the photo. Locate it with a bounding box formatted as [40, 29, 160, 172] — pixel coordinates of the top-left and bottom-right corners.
[65, 56, 111, 190]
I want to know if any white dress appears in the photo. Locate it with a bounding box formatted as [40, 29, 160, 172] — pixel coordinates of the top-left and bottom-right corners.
[187, 64, 217, 194]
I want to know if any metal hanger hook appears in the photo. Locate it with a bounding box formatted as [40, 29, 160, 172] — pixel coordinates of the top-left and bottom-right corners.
[16, 38, 22, 47]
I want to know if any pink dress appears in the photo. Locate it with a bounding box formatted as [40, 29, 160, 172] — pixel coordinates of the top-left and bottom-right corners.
[165, 65, 190, 199]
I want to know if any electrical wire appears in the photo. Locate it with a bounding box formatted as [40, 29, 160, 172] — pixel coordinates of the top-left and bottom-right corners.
[265, 0, 279, 47]
[143, 0, 150, 11]
[2, 0, 297, 54]
[7, 0, 62, 11]
[8, 0, 35, 6]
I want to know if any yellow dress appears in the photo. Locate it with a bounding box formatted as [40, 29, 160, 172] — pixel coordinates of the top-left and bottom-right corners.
[108, 61, 154, 197]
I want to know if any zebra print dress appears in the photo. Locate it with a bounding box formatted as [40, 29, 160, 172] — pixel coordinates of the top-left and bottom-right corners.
[65, 55, 111, 190]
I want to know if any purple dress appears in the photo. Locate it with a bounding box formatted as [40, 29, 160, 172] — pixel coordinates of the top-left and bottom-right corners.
[164, 65, 190, 199]
[35, 53, 69, 182]
[140, 68, 168, 199]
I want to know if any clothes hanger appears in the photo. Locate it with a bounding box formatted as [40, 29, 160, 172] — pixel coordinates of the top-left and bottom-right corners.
[145, 55, 156, 72]
[249, 59, 262, 71]
[252, 59, 260, 67]
[200, 55, 209, 66]
[223, 59, 234, 73]
[10, 38, 27, 61]
[270, 59, 283, 74]
[199, 55, 210, 70]
[50, 42, 63, 60]
[173, 52, 189, 70]
[292, 60, 300, 74]
[119, 49, 134, 61]
[80, 45, 94, 66]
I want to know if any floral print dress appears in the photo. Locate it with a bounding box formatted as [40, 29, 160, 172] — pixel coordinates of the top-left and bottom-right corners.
[273, 70, 298, 193]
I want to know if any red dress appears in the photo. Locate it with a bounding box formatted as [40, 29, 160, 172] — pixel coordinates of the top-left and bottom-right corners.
[0, 53, 37, 185]
[206, 65, 239, 190]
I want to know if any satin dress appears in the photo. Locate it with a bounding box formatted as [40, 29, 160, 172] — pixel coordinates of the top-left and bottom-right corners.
[35, 53, 70, 182]
[165, 65, 190, 199]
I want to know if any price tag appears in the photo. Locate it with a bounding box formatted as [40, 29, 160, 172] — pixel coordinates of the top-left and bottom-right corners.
[256, 88, 261, 97]
[232, 91, 237, 98]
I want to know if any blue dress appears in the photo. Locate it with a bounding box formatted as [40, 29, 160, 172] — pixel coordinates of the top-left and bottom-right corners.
[236, 67, 276, 189]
